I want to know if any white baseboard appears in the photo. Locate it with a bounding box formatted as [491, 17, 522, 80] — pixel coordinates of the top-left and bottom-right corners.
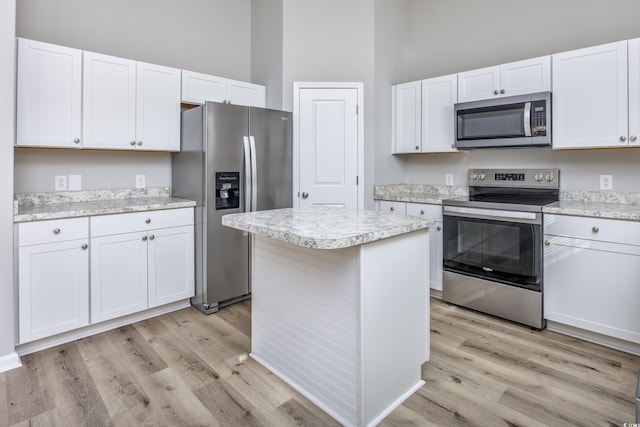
[0, 351, 22, 373]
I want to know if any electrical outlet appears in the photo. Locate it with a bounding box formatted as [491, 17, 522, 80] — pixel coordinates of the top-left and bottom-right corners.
[55, 175, 67, 191]
[136, 175, 146, 189]
[445, 174, 454, 186]
[68, 174, 81, 191]
[600, 174, 613, 190]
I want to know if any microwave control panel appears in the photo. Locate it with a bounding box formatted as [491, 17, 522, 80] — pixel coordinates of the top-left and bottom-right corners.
[531, 100, 547, 136]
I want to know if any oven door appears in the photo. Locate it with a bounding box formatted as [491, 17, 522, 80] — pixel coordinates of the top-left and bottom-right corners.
[443, 206, 542, 291]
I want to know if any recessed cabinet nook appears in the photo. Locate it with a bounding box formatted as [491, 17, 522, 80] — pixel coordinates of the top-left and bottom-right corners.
[392, 36, 640, 153]
[15, 37, 266, 150]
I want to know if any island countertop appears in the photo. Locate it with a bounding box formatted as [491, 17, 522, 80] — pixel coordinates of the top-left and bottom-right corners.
[222, 206, 433, 249]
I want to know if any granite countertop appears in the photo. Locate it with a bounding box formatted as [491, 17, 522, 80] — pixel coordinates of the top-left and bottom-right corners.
[374, 184, 467, 204]
[543, 200, 640, 221]
[222, 207, 434, 249]
[14, 188, 196, 222]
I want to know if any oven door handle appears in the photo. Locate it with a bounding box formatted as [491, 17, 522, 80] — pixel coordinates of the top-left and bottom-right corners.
[443, 205, 539, 223]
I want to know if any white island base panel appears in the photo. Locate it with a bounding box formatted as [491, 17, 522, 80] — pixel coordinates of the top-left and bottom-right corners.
[250, 231, 429, 427]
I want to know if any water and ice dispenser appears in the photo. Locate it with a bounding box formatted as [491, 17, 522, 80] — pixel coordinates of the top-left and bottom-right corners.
[215, 172, 240, 210]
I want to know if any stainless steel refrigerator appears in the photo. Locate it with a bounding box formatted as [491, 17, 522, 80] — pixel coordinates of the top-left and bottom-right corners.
[172, 102, 292, 314]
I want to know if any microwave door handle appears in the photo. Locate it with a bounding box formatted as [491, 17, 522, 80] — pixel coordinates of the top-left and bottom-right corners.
[523, 102, 532, 137]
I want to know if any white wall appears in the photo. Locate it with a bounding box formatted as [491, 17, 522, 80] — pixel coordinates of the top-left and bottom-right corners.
[15, 0, 253, 193]
[390, 0, 640, 191]
[0, 0, 19, 370]
[251, 0, 284, 111]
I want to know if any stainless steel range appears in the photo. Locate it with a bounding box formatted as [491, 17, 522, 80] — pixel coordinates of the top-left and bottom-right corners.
[442, 168, 559, 329]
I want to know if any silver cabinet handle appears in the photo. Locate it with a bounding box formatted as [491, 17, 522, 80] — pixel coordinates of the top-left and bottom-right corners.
[436, 225, 442, 231]
[137, 141, 142, 146]
[500, 89, 505, 94]
[592, 226, 599, 233]
[493, 90, 499, 95]
[620, 136, 627, 142]
[544, 240, 551, 246]
[451, 144, 456, 149]
[130, 141, 136, 146]
[631, 135, 638, 142]
[389, 206, 395, 212]
[81, 244, 88, 250]
[149, 235, 155, 240]
[73, 138, 80, 144]
[53, 228, 60, 234]
[420, 209, 425, 215]
[145, 218, 151, 224]
[415, 145, 419, 150]
[142, 235, 148, 241]
[301, 192, 309, 199]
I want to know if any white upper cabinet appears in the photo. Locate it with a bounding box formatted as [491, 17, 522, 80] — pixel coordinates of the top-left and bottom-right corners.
[421, 74, 458, 152]
[552, 41, 631, 149]
[136, 62, 182, 151]
[82, 52, 137, 150]
[182, 70, 266, 107]
[83, 52, 181, 151]
[392, 81, 422, 153]
[16, 38, 83, 148]
[457, 56, 551, 102]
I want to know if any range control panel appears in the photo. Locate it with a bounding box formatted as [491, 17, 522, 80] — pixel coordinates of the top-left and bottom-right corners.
[468, 168, 560, 189]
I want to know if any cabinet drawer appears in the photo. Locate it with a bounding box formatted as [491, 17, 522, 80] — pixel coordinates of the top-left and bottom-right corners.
[406, 203, 443, 222]
[19, 217, 88, 246]
[378, 201, 406, 215]
[91, 208, 194, 237]
[544, 214, 640, 246]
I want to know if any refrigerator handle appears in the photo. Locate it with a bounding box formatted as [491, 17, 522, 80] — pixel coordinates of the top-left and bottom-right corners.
[249, 136, 258, 212]
[243, 136, 252, 212]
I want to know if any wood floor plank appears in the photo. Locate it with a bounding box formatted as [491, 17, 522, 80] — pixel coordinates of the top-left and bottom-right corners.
[273, 398, 343, 427]
[193, 376, 264, 427]
[0, 370, 7, 427]
[378, 403, 439, 427]
[5, 352, 56, 424]
[214, 299, 252, 337]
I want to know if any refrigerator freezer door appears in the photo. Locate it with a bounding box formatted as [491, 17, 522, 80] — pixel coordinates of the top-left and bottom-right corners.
[205, 102, 250, 305]
[249, 108, 293, 211]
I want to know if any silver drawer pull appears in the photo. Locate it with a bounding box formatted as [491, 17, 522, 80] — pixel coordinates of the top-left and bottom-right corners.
[592, 226, 599, 233]
[544, 240, 551, 246]
[142, 235, 148, 241]
[436, 225, 442, 231]
[145, 218, 151, 224]
[53, 228, 61, 234]
[149, 235, 155, 240]
[390, 206, 395, 212]
[81, 244, 88, 250]
[420, 210, 425, 215]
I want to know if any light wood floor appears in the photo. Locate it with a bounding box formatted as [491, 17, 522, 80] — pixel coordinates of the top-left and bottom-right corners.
[1, 298, 638, 426]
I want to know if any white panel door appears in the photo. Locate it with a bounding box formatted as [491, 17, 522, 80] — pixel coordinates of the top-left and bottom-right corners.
[19, 239, 89, 343]
[392, 81, 422, 153]
[136, 62, 181, 151]
[421, 74, 457, 152]
[552, 41, 628, 149]
[147, 226, 194, 308]
[298, 88, 359, 209]
[83, 51, 136, 149]
[181, 70, 227, 104]
[629, 37, 640, 146]
[16, 38, 82, 148]
[500, 56, 551, 97]
[226, 79, 266, 107]
[90, 231, 148, 323]
[457, 65, 500, 102]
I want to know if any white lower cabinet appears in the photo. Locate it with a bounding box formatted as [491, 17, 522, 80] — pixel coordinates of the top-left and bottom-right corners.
[377, 200, 443, 292]
[90, 208, 194, 323]
[18, 218, 90, 343]
[544, 214, 640, 344]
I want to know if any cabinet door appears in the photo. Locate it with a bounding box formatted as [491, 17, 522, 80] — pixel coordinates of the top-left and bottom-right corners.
[406, 203, 443, 291]
[552, 41, 628, 149]
[629, 37, 640, 146]
[544, 236, 640, 344]
[90, 232, 148, 323]
[392, 81, 422, 153]
[500, 56, 551, 98]
[226, 79, 266, 107]
[83, 52, 137, 149]
[421, 74, 457, 152]
[16, 38, 82, 148]
[136, 62, 181, 151]
[457, 65, 500, 102]
[19, 239, 89, 343]
[181, 70, 227, 104]
[148, 225, 195, 308]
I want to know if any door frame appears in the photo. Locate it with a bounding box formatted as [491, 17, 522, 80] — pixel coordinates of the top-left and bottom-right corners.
[293, 82, 364, 209]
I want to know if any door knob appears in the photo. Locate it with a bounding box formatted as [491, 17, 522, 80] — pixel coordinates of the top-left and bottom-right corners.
[301, 192, 309, 199]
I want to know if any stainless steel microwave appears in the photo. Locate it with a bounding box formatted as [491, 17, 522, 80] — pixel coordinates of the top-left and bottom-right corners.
[454, 91, 551, 149]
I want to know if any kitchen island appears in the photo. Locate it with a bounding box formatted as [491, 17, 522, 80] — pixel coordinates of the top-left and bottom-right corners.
[222, 207, 432, 427]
